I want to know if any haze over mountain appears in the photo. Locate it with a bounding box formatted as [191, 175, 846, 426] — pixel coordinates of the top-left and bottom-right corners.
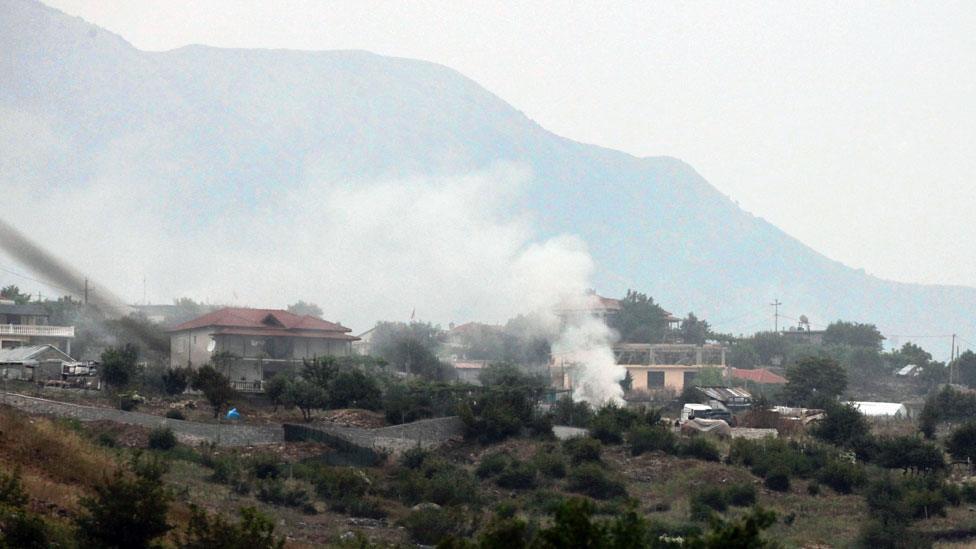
[1, 0, 973, 356]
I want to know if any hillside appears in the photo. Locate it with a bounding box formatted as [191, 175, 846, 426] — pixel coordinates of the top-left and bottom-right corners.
[2, 0, 976, 347]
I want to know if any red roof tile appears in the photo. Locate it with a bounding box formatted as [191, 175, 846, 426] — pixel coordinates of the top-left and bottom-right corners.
[731, 367, 787, 385]
[170, 307, 352, 336]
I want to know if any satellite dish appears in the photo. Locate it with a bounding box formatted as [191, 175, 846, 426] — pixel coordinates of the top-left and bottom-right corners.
[206, 339, 216, 353]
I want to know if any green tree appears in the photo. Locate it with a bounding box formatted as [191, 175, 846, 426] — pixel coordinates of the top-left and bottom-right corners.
[330, 370, 382, 410]
[74, 457, 172, 549]
[460, 363, 548, 443]
[282, 377, 328, 421]
[177, 505, 284, 549]
[370, 321, 450, 380]
[679, 312, 711, 345]
[947, 421, 976, 462]
[191, 365, 235, 418]
[286, 301, 323, 318]
[954, 350, 976, 388]
[161, 367, 190, 395]
[0, 285, 31, 304]
[783, 356, 847, 406]
[823, 321, 884, 350]
[811, 402, 871, 450]
[100, 344, 139, 388]
[608, 290, 671, 344]
[728, 342, 759, 369]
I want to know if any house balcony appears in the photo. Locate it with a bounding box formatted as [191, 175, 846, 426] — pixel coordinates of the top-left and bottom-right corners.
[0, 324, 75, 339]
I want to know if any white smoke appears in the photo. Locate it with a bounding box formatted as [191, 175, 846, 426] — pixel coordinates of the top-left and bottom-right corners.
[3, 155, 625, 403]
[549, 298, 626, 406]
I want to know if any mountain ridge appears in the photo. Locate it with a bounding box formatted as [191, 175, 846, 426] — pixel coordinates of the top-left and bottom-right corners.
[3, 0, 974, 354]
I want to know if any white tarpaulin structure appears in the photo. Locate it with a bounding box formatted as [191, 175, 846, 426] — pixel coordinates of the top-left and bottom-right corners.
[845, 401, 909, 418]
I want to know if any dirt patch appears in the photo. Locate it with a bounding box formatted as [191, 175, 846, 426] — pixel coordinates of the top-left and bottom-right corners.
[316, 409, 387, 429]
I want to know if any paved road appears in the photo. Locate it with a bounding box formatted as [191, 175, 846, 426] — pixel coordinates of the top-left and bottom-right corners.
[1, 392, 283, 446]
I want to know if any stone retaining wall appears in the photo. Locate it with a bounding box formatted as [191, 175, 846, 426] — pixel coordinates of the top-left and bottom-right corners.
[0, 392, 282, 446]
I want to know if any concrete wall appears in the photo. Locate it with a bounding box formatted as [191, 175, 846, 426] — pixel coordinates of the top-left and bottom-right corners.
[625, 364, 706, 393]
[169, 328, 214, 368]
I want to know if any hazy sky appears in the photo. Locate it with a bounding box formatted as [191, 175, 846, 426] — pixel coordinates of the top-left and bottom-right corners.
[41, 0, 976, 288]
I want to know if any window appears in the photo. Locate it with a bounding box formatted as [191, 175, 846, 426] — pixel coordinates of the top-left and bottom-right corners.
[683, 371, 698, 387]
[647, 371, 665, 387]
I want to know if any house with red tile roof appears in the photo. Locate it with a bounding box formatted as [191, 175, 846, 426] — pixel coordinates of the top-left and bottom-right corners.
[730, 367, 788, 385]
[168, 307, 358, 389]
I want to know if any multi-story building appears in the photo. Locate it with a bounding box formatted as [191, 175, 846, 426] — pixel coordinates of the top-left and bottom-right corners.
[0, 300, 75, 354]
[168, 307, 358, 391]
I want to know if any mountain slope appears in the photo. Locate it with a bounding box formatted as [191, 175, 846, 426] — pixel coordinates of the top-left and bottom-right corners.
[2, 0, 973, 352]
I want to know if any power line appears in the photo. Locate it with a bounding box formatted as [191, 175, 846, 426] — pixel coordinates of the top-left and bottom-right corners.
[0, 263, 77, 295]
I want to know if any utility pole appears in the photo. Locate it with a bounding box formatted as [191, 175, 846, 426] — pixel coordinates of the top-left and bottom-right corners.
[83, 278, 89, 305]
[950, 334, 957, 384]
[770, 299, 782, 332]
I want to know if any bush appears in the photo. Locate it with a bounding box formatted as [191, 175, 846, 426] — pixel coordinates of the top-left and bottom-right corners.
[309, 467, 369, 500]
[876, 436, 945, 473]
[566, 463, 626, 500]
[816, 459, 865, 494]
[164, 409, 186, 420]
[947, 421, 976, 462]
[627, 424, 676, 456]
[161, 368, 190, 396]
[401, 507, 466, 546]
[178, 505, 284, 549]
[961, 483, 976, 504]
[563, 437, 602, 466]
[96, 432, 118, 448]
[533, 447, 567, 479]
[550, 396, 593, 427]
[255, 479, 310, 508]
[726, 483, 757, 507]
[250, 454, 282, 480]
[810, 402, 871, 449]
[148, 427, 177, 450]
[400, 447, 430, 470]
[807, 482, 821, 496]
[329, 496, 387, 519]
[764, 467, 791, 492]
[74, 457, 172, 549]
[476, 452, 511, 479]
[693, 487, 728, 512]
[676, 437, 721, 462]
[426, 467, 480, 506]
[495, 462, 538, 490]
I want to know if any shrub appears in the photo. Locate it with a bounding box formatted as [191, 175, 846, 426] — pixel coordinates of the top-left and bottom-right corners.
[566, 463, 626, 500]
[905, 488, 947, 519]
[676, 437, 721, 462]
[400, 447, 430, 470]
[533, 447, 567, 479]
[961, 483, 976, 504]
[161, 368, 190, 396]
[726, 483, 757, 506]
[178, 505, 284, 549]
[74, 457, 172, 549]
[550, 396, 593, 427]
[250, 454, 282, 480]
[807, 482, 821, 496]
[876, 436, 945, 473]
[816, 459, 865, 494]
[96, 432, 118, 448]
[563, 437, 602, 466]
[476, 452, 511, 479]
[691, 487, 728, 513]
[329, 496, 387, 519]
[764, 467, 791, 492]
[310, 467, 369, 500]
[495, 462, 538, 490]
[627, 424, 676, 456]
[400, 507, 466, 545]
[165, 409, 186, 420]
[810, 402, 871, 449]
[147, 427, 177, 450]
[947, 421, 976, 462]
[255, 479, 310, 508]
[427, 467, 480, 506]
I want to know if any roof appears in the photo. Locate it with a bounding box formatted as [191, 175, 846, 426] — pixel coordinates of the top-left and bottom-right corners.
[897, 364, 922, 376]
[0, 344, 73, 363]
[731, 367, 787, 385]
[698, 386, 753, 402]
[845, 401, 908, 417]
[170, 307, 354, 338]
[682, 403, 712, 411]
[0, 302, 48, 316]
